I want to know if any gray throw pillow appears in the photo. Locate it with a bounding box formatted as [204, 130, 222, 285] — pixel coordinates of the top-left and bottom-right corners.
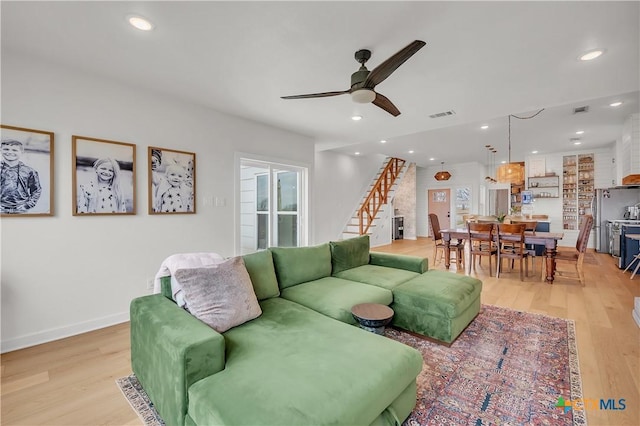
[175, 257, 262, 333]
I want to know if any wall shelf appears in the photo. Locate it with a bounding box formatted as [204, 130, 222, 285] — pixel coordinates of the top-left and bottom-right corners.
[528, 176, 559, 198]
[563, 154, 594, 230]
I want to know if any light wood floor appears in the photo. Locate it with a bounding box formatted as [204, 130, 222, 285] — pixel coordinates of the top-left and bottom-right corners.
[2, 237, 639, 425]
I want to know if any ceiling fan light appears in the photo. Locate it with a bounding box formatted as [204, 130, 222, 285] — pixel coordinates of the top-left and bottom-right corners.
[351, 89, 376, 104]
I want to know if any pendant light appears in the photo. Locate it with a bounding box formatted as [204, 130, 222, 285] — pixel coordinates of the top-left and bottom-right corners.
[484, 145, 497, 183]
[434, 161, 451, 181]
[496, 115, 525, 184]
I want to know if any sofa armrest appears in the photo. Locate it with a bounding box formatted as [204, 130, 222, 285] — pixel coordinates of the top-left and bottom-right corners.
[369, 252, 428, 273]
[130, 294, 225, 426]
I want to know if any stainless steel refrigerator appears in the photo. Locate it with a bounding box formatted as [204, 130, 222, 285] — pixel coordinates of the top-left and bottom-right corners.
[594, 187, 640, 252]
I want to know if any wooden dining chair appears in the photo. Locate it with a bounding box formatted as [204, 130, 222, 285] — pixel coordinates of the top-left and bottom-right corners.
[466, 222, 497, 276]
[553, 214, 593, 286]
[510, 220, 539, 275]
[429, 213, 464, 269]
[496, 223, 529, 281]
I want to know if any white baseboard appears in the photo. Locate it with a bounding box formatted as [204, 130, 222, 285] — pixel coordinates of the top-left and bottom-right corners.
[1, 311, 129, 353]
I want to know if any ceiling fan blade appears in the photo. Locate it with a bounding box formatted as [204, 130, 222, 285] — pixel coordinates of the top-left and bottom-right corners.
[373, 92, 401, 117]
[364, 40, 426, 88]
[281, 90, 350, 100]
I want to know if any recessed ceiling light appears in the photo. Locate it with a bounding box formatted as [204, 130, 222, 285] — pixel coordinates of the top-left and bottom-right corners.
[532, 150, 538, 154]
[127, 15, 154, 31]
[481, 125, 489, 130]
[575, 130, 584, 135]
[579, 49, 605, 61]
[408, 150, 414, 154]
[354, 152, 360, 155]
[429, 158, 435, 161]
[609, 101, 623, 107]
[380, 140, 387, 143]
[351, 115, 362, 121]
[574, 141, 582, 145]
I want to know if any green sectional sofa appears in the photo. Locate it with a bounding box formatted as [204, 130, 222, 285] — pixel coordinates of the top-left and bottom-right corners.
[130, 236, 482, 426]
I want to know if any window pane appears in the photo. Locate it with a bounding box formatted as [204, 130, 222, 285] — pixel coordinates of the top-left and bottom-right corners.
[277, 172, 297, 212]
[277, 214, 297, 247]
[256, 174, 268, 212]
[257, 213, 268, 250]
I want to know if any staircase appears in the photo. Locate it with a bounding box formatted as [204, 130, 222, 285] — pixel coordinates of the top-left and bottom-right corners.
[341, 157, 407, 246]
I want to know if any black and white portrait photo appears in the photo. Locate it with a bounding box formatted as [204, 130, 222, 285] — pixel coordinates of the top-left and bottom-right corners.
[72, 135, 136, 215]
[148, 146, 196, 214]
[1, 125, 54, 217]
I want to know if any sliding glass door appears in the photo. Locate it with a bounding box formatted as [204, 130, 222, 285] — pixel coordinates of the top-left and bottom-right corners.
[240, 158, 307, 254]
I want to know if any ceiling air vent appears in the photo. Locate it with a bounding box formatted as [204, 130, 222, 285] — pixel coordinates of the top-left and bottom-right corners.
[429, 110, 456, 119]
[573, 105, 589, 114]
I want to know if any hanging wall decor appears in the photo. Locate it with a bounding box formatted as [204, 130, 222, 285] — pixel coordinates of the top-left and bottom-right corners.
[148, 146, 196, 214]
[72, 135, 136, 215]
[1, 124, 54, 217]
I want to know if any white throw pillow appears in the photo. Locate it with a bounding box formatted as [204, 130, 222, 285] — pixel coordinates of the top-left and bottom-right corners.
[174, 257, 262, 333]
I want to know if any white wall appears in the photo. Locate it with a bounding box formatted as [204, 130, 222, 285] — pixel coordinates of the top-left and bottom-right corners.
[0, 52, 315, 351]
[313, 151, 386, 243]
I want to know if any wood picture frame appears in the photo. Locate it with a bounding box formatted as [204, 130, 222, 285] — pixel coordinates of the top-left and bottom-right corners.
[72, 135, 136, 215]
[1, 124, 55, 217]
[148, 146, 196, 214]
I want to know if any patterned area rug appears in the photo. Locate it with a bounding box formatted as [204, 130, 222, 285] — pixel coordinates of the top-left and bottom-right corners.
[392, 304, 585, 425]
[117, 304, 585, 426]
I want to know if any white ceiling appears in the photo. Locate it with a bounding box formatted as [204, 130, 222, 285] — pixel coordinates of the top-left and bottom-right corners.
[2, 1, 639, 167]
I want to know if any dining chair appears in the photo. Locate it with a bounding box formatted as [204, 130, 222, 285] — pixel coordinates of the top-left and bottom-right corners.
[429, 213, 464, 269]
[510, 220, 539, 275]
[496, 223, 529, 281]
[553, 214, 593, 286]
[466, 222, 497, 276]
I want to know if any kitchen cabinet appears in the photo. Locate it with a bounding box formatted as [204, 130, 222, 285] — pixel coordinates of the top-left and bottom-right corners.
[562, 153, 594, 230]
[620, 113, 640, 184]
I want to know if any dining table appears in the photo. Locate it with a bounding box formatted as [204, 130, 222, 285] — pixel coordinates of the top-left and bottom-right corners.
[440, 228, 565, 283]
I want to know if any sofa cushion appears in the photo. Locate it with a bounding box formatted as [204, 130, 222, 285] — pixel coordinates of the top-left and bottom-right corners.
[175, 257, 262, 333]
[280, 277, 393, 324]
[333, 264, 420, 290]
[242, 250, 280, 300]
[187, 297, 422, 426]
[329, 235, 371, 274]
[270, 244, 332, 289]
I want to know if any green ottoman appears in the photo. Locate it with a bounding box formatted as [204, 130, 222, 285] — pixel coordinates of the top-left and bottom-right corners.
[391, 271, 482, 345]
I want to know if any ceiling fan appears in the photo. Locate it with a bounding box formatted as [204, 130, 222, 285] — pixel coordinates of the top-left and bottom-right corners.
[281, 40, 426, 117]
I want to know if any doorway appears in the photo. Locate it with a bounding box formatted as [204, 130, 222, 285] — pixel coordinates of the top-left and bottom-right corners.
[428, 188, 450, 236]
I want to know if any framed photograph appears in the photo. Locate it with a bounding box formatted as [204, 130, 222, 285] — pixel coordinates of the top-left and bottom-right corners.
[1, 125, 54, 217]
[148, 146, 196, 214]
[72, 136, 136, 215]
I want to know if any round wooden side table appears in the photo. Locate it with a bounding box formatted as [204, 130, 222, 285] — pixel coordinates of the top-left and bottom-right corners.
[351, 303, 394, 335]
